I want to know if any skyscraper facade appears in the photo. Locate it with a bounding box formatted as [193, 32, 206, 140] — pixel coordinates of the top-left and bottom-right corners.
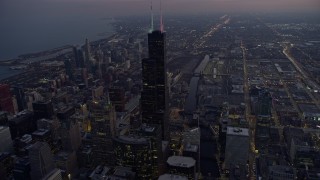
[29, 142, 55, 180]
[85, 100, 116, 166]
[141, 30, 168, 140]
[0, 84, 14, 114]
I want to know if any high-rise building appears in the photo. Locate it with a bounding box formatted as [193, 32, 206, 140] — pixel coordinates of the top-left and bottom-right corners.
[158, 174, 188, 180]
[8, 110, 36, 139]
[29, 142, 55, 180]
[0, 111, 8, 126]
[113, 135, 156, 179]
[59, 119, 81, 152]
[32, 101, 54, 120]
[12, 85, 26, 112]
[141, 30, 168, 140]
[109, 86, 126, 112]
[13, 157, 31, 180]
[64, 59, 74, 80]
[54, 151, 78, 178]
[84, 38, 91, 67]
[224, 127, 249, 170]
[84, 100, 116, 166]
[0, 126, 13, 152]
[0, 153, 14, 178]
[113, 124, 162, 178]
[73, 46, 85, 68]
[256, 90, 272, 126]
[41, 168, 63, 180]
[166, 156, 196, 180]
[0, 84, 14, 114]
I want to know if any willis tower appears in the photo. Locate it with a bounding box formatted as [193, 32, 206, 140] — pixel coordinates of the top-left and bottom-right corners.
[141, 1, 168, 140]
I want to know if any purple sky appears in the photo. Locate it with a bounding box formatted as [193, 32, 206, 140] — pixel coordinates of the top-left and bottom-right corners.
[1, 0, 320, 17]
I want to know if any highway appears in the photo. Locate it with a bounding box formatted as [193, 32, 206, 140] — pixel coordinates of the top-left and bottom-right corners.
[192, 15, 231, 52]
[241, 41, 256, 180]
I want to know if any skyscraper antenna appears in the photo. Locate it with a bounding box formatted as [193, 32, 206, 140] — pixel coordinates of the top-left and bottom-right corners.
[150, 0, 154, 32]
[160, 0, 164, 32]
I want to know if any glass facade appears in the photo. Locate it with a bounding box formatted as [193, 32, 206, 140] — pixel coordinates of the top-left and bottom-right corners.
[141, 30, 168, 140]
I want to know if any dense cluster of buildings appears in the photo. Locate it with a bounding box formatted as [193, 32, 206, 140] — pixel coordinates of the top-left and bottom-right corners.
[0, 13, 319, 180]
[0, 13, 202, 179]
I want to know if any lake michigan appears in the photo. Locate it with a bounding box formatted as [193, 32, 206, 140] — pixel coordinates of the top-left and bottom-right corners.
[0, 0, 115, 80]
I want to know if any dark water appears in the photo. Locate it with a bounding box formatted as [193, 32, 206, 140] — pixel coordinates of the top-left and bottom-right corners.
[0, 66, 24, 80]
[0, 0, 115, 60]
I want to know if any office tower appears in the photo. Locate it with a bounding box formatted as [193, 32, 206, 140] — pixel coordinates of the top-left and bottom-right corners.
[37, 118, 61, 141]
[113, 125, 162, 178]
[141, 30, 168, 140]
[256, 90, 272, 126]
[41, 168, 63, 180]
[181, 128, 201, 172]
[0, 153, 14, 178]
[89, 166, 136, 180]
[64, 59, 74, 80]
[84, 38, 91, 66]
[85, 100, 116, 166]
[12, 86, 26, 112]
[95, 46, 104, 79]
[91, 86, 104, 100]
[113, 135, 156, 179]
[73, 46, 85, 68]
[0, 111, 8, 125]
[224, 127, 249, 170]
[14, 134, 33, 157]
[0, 126, 13, 152]
[255, 90, 272, 150]
[268, 165, 295, 180]
[77, 146, 93, 168]
[73, 46, 79, 66]
[32, 129, 53, 149]
[109, 86, 126, 112]
[13, 157, 31, 180]
[29, 142, 55, 180]
[57, 106, 75, 122]
[8, 110, 36, 139]
[166, 156, 196, 180]
[0, 84, 14, 114]
[54, 151, 78, 178]
[32, 101, 54, 120]
[158, 174, 188, 180]
[59, 119, 81, 152]
[125, 59, 130, 70]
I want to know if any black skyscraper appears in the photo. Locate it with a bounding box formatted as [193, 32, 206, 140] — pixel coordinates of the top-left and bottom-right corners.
[141, 30, 168, 140]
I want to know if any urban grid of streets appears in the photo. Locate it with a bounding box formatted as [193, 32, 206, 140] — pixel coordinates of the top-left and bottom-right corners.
[1, 13, 319, 179]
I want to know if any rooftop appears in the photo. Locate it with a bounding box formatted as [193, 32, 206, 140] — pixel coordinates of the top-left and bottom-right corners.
[115, 135, 148, 145]
[184, 143, 198, 153]
[167, 156, 196, 168]
[32, 129, 50, 136]
[89, 166, 110, 180]
[298, 103, 320, 115]
[269, 165, 295, 175]
[158, 174, 188, 180]
[0, 126, 9, 132]
[113, 166, 135, 178]
[227, 126, 249, 136]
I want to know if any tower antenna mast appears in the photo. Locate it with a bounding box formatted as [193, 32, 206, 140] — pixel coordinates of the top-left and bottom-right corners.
[160, 0, 164, 32]
[150, 0, 154, 32]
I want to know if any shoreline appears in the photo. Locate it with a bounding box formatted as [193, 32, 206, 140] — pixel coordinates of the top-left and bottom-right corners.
[0, 32, 119, 82]
[0, 33, 117, 64]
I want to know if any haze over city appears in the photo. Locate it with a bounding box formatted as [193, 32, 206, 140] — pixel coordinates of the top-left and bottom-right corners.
[0, 0, 319, 180]
[2, 0, 320, 15]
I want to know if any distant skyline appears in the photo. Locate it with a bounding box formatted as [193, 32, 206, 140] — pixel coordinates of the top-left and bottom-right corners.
[0, 0, 319, 60]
